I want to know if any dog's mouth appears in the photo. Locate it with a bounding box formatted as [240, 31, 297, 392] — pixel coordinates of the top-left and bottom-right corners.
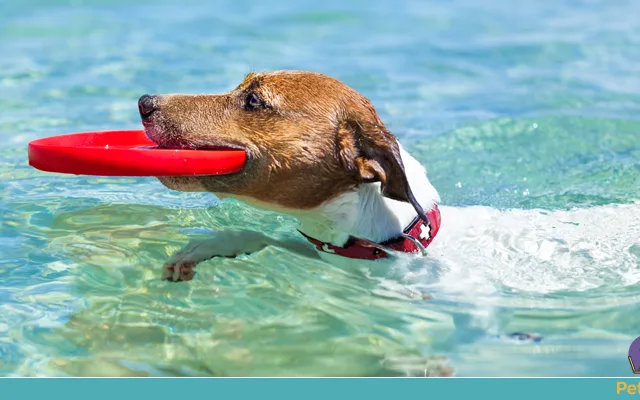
[143, 125, 246, 152]
[155, 143, 245, 151]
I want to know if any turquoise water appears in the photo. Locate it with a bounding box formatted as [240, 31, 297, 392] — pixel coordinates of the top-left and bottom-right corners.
[1, 0, 640, 376]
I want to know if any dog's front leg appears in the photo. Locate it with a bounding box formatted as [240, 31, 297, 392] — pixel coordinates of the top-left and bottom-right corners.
[163, 229, 319, 282]
[163, 230, 272, 282]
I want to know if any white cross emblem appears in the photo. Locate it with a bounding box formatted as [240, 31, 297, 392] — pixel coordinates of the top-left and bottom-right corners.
[419, 224, 430, 241]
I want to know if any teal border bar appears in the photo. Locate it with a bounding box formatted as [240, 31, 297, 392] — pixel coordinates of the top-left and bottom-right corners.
[0, 378, 635, 400]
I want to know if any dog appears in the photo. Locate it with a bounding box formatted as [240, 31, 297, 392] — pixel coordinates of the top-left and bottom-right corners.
[138, 70, 441, 282]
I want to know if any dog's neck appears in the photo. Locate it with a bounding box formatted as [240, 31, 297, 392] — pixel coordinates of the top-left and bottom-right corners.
[292, 145, 440, 246]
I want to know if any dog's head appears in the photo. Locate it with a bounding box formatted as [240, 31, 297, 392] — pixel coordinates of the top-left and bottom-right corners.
[139, 70, 426, 221]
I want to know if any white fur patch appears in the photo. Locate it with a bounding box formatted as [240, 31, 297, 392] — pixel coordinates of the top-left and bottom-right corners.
[295, 144, 440, 245]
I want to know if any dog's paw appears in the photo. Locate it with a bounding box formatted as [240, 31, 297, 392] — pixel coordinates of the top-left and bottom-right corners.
[162, 261, 196, 282]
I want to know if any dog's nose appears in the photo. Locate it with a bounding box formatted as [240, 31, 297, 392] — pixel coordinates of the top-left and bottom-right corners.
[138, 94, 157, 120]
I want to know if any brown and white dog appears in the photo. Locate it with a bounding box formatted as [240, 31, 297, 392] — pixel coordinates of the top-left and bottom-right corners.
[138, 70, 441, 282]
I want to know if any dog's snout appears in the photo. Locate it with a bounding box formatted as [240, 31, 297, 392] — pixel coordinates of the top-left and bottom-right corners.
[138, 94, 157, 120]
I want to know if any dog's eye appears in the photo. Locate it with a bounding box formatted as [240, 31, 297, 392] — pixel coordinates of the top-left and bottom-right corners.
[245, 92, 263, 110]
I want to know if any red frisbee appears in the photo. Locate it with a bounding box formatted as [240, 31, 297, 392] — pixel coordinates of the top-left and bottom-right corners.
[28, 130, 246, 177]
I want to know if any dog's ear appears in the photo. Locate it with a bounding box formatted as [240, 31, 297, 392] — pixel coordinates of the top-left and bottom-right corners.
[336, 119, 428, 223]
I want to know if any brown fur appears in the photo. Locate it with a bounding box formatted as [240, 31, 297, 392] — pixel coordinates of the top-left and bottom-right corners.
[142, 70, 424, 219]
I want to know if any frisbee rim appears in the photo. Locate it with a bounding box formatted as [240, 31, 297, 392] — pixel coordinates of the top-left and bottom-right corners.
[27, 129, 247, 177]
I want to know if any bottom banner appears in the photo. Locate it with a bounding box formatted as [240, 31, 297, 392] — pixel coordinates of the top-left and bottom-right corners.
[0, 377, 636, 400]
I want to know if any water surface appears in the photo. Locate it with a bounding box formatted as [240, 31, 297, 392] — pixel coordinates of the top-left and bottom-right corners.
[1, 0, 639, 376]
